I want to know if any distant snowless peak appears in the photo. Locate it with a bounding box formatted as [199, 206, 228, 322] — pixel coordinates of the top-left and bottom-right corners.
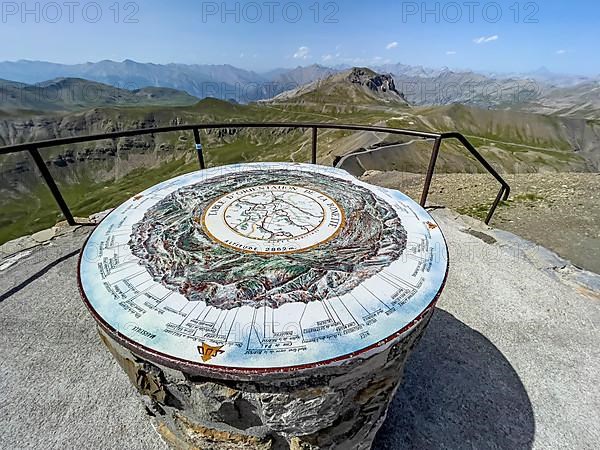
[0, 60, 595, 98]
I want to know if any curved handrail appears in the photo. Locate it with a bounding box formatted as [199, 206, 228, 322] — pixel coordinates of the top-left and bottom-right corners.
[0, 122, 510, 226]
[441, 132, 511, 199]
[0, 122, 440, 155]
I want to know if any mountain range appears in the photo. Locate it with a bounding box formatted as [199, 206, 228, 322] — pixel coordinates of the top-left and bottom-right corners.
[0, 60, 338, 104]
[1, 59, 598, 115]
[0, 77, 199, 114]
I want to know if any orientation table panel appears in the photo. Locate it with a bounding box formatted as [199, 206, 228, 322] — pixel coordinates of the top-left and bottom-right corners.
[78, 163, 448, 373]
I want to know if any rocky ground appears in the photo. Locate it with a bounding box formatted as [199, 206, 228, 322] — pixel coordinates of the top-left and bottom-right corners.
[362, 171, 600, 274]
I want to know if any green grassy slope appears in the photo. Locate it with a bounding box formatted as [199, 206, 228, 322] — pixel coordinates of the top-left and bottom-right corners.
[0, 94, 595, 244]
[0, 77, 199, 113]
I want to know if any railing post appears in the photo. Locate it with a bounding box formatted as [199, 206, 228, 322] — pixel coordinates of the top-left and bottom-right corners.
[446, 132, 511, 222]
[192, 128, 205, 170]
[311, 127, 318, 164]
[28, 147, 76, 226]
[420, 137, 442, 207]
[485, 187, 506, 225]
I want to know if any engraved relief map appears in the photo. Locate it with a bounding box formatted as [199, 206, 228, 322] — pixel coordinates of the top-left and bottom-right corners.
[223, 187, 329, 241]
[79, 163, 448, 370]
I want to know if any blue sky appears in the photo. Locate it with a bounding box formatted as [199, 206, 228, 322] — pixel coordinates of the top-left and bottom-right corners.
[1, 0, 598, 75]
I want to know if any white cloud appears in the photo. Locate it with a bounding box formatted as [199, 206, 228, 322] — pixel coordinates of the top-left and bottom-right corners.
[293, 46, 310, 59]
[343, 56, 389, 65]
[446, 50, 457, 55]
[322, 54, 333, 61]
[386, 41, 398, 50]
[556, 49, 568, 55]
[341, 57, 366, 65]
[473, 35, 499, 44]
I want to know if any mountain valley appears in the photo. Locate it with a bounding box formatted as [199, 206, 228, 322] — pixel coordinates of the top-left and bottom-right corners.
[0, 64, 598, 272]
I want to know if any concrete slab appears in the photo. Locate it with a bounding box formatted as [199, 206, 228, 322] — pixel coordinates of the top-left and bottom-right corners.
[0, 209, 598, 449]
[31, 228, 56, 244]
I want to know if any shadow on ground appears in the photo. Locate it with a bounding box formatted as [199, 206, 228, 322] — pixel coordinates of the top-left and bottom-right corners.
[0, 249, 80, 304]
[373, 308, 535, 449]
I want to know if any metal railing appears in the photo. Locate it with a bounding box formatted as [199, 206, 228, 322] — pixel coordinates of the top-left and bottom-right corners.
[0, 122, 511, 225]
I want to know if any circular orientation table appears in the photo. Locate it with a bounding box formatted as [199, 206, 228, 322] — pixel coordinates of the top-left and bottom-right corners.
[78, 162, 448, 450]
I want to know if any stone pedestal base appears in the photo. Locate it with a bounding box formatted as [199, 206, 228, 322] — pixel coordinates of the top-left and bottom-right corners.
[98, 309, 433, 450]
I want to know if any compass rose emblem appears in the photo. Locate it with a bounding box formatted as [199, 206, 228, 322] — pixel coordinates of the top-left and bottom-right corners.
[198, 342, 225, 362]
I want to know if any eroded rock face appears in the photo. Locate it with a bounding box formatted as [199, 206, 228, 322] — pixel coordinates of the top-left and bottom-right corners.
[98, 308, 433, 450]
[346, 68, 403, 97]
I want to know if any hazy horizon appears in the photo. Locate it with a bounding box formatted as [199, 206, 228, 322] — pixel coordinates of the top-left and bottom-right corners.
[0, 57, 595, 80]
[2, 0, 598, 76]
